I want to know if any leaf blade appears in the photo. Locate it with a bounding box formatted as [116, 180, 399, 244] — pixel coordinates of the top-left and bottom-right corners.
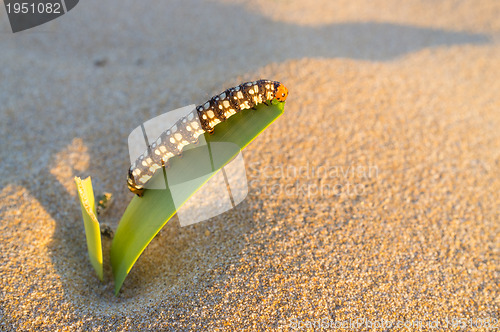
[111, 101, 285, 294]
[74, 176, 104, 281]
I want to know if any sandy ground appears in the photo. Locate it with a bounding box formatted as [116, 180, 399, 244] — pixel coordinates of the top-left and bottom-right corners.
[1, 0, 499, 330]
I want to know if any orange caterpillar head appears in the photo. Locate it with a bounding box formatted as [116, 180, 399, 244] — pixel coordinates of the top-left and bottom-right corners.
[275, 83, 288, 102]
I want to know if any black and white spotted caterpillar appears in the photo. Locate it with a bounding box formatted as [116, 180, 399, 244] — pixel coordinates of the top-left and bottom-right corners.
[127, 79, 289, 196]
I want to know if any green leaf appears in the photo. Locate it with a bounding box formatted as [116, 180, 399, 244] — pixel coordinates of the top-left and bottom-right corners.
[74, 176, 104, 281]
[111, 101, 285, 294]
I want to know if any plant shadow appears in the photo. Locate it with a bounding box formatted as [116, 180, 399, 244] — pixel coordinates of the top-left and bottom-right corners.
[4, 0, 492, 315]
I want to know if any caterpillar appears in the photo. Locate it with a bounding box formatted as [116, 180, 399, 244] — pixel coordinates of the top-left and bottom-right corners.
[127, 79, 289, 196]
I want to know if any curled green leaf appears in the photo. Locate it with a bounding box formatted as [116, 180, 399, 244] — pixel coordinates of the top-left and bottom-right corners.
[111, 101, 285, 294]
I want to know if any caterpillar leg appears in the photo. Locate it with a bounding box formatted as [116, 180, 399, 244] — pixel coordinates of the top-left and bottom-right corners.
[208, 129, 215, 135]
[131, 187, 145, 197]
[160, 159, 170, 169]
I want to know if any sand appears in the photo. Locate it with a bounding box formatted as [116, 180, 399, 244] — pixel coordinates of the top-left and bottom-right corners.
[1, 0, 499, 330]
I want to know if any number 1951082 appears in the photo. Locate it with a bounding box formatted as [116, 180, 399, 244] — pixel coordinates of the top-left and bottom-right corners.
[5, 2, 62, 14]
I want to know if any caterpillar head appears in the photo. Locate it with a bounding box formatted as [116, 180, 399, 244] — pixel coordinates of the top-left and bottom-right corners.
[275, 83, 288, 102]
